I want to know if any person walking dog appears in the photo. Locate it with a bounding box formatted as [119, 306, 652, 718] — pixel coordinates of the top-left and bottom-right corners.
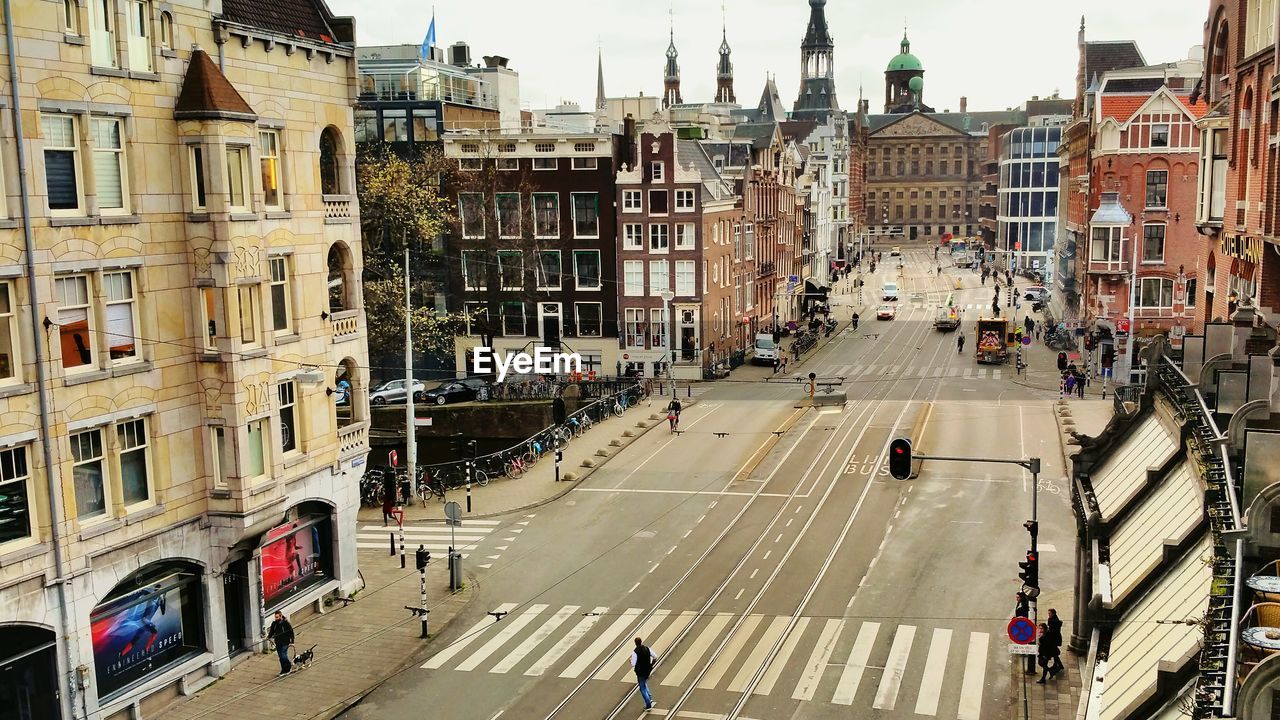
[268, 610, 295, 676]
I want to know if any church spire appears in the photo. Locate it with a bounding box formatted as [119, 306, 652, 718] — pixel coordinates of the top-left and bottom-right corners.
[793, 0, 839, 119]
[716, 6, 735, 104]
[595, 48, 606, 112]
[663, 9, 682, 108]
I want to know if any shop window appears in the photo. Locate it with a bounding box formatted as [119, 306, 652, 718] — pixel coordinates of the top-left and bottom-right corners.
[260, 515, 332, 610]
[0, 445, 32, 544]
[56, 274, 94, 371]
[117, 418, 149, 505]
[278, 380, 298, 454]
[0, 281, 18, 383]
[71, 428, 106, 520]
[104, 270, 138, 362]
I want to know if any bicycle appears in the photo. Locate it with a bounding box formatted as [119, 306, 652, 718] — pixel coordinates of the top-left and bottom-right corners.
[505, 451, 532, 479]
[612, 394, 629, 417]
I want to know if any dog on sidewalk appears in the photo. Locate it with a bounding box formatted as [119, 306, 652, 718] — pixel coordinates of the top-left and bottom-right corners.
[292, 645, 317, 670]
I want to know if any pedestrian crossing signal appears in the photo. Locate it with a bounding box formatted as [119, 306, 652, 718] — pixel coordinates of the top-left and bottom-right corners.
[888, 438, 912, 480]
[1018, 550, 1039, 597]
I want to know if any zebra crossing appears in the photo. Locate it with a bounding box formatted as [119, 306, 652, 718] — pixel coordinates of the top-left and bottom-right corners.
[421, 605, 992, 716]
[356, 516, 532, 569]
[805, 364, 1003, 381]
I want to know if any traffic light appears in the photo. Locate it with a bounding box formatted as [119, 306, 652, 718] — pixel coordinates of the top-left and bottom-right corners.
[1023, 520, 1038, 543]
[555, 449, 564, 463]
[888, 438, 912, 480]
[1019, 550, 1039, 597]
[415, 545, 431, 571]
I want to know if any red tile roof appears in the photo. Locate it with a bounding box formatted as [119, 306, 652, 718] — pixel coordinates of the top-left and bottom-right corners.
[220, 0, 335, 43]
[1099, 91, 1207, 124]
[174, 50, 257, 121]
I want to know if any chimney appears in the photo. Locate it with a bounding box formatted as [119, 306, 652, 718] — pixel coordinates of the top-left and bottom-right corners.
[623, 114, 637, 168]
[959, 96, 968, 114]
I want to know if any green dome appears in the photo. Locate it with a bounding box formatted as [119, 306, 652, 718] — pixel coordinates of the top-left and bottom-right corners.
[908, 76, 924, 93]
[887, 32, 923, 72]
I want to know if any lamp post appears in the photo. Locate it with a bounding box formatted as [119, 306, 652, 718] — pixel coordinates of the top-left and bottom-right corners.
[660, 290, 676, 396]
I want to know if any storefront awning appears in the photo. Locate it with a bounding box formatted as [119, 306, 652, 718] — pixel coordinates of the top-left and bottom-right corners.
[1104, 462, 1200, 607]
[804, 279, 830, 298]
[1089, 413, 1179, 521]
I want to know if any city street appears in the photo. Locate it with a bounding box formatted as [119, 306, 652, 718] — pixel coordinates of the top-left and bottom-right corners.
[344, 248, 1074, 720]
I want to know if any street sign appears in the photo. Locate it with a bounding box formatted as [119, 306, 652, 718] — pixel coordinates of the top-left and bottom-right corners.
[1008, 643, 1038, 656]
[1021, 336, 1032, 346]
[414, 417, 433, 427]
[444, 501, 462, 527]
[1008, 617, 1036, 644]
[1116, 318, 1131, 333]
[388, 450, 398, 468]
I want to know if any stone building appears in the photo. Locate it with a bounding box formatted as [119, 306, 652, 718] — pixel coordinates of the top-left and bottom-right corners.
[0, 1, 370, 718]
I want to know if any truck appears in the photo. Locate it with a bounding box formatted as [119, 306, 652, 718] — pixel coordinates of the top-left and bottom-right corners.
[975, 317, 1010, 364]
[933, 295, 960, 332]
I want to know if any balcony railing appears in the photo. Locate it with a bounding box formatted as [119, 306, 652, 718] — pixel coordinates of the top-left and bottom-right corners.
[323, 195, 354, 223]
[336, 420, 369, 461]
[758, 261, 777, 277]
[331, 309, 361, 342]
[1086, 258, 1130, 275]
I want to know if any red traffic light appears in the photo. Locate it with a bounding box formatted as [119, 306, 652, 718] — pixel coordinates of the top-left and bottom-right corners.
[888, 438, 912, 479]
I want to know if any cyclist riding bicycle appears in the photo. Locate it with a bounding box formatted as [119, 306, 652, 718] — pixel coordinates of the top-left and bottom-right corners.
[666, 398, 682, 432]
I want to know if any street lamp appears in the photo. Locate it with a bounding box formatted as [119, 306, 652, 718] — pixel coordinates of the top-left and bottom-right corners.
[660, 290, 676, 396]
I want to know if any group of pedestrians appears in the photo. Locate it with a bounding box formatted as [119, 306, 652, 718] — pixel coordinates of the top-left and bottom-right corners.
[1057, 351, 1087, 398]
[1036, 609, 1065, 683]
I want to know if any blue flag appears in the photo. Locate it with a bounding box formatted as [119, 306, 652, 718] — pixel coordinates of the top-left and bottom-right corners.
[419, 14, 436, 58]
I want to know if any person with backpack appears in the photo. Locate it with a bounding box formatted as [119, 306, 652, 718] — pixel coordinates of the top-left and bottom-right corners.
[631, 636, 658, 710]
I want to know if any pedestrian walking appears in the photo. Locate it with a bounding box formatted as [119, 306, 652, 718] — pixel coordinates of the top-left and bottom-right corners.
[631, 637, 658, 710]
[779, 355, 788, 374]
[1075, 369, 1086, 398]
[268, 610, 295, 676]
[1046, 609, 1065, 676]
[773, 356, 781, 374]
[1056, 351, 1068, 373]
[957, 333, 965, 354]
[1036, 623, 1058, 683]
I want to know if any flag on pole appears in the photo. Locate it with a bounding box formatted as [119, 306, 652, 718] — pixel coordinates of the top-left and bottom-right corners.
[419, 12, 436, 59]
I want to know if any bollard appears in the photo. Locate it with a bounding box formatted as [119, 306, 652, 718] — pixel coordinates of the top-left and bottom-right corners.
[399, 524, 405, 569]
[466, 483, 472, 513]
[389, 531, 395, 557]
[419, 567, 429, 637]
[687, 383, 691, 398]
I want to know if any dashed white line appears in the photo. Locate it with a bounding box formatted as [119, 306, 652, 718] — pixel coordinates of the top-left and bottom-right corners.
[763, 550, 772, 560]
[648, 563, 660, 574]
[682, 529, 692, 539]
[697, 514, 706, 524]
[793, 506, 802, 514]
[666, 545, 677, 555]
[786, 518, 793, 528]
[709, 501, 718, 509]
[774, 533, 783, 543]
[750, 568, 759, 579]
[627, 581, 641, 594]
[734, 588, 744, 600]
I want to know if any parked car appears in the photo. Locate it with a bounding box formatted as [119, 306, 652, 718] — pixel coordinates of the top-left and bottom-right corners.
[369, 379, 425, 405]
[890, 246, 901, 257]
[419, 377, 491, 405]
[876, 304, 897, 320]
[1024, 285, 1049, 302]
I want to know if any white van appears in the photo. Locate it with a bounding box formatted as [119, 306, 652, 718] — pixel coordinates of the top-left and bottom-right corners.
[882, 282, 899, 301]
[753, 333, 779, 364]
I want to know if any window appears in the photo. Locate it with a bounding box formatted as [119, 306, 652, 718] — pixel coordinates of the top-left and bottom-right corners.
[158, 10, 172, 49]
[458, 157, 482, 171]
[624, 260, 644, 296]
[71, 429, 106, 519]
[0, 445, 31, 544]
[463, 302, 489, 334]
[127, 0, 151, 72]
[90, 0, 116, 67]
[536, 251, 561, 289]
[103, 270, 137, 362]
[534, 142, 555, 153]
[210, 426, 230, 488]
[571, 157, 597, 170]
[459, 193, 485, 238]
[460, 143, 479, 153]
[533, 193, 559, 237]
[278, 381, 298, 453]
[1200, 127, 1227, 222]
[1142, 224, 1166, 263]
[382, 110, 408, 142]
[621, 308, 643, 346]
[501, 302, 525, 336]
[461, 250, 487, 290]
[1145, 170, 1168, 208]
[226, 146, 250, 211]
[246, 418, 267, 478]
[497, 157, 519, 171]
[675, 189, 695, 211]
[497, 250, 523, 290]
[63, 0, 79, 33]
[259, 130, 283, 210]
[56, 275, 93, 371]
[649, 307, 667, 348]
[1090, 226, 1123, 262]
[1151, 124, 1170, 148]
[649, 190, 669, 215]
[238, 284, 260, 347]
[268, 256, 292, 334]
[0, 282, 15, 382]
[42, 114, 82, 213]
[319, 127, 341, 194]
[533, 157, 557, 170]
[623, 223, 643, 250]
[575, 303, 602, 337]
[675, 260, 695, 296]
[571, 193, 599, 237]
[496, 193, 521, 238]
[649, 260, 670, 295]
[573, 250, 601, 289]
[189, 145, 207, 210]
[1138, 277, 1174, 308]
[117, 418, 149, 505]
[354, 111, 378, 143]
[649, 162, 665, 182]
[199, 286, 218, 352]
[574, 142, 595, 152]
[623, 190, 642, 212]
[1186, 278, 1198, 307]
[649, 224, 669, 252]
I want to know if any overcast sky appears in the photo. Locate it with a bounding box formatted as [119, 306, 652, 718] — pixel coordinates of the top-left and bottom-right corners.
[327, 0, 1207, 115]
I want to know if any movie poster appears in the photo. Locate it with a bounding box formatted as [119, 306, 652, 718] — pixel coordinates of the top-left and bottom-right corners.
[91, 577, 194, 696]
[261, 519, 326, 608]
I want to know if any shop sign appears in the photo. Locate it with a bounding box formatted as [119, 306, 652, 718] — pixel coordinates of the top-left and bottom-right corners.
[1220, 234, 1264, 265]
[91, 573, 201, 697]
[261, 518, 328, 609]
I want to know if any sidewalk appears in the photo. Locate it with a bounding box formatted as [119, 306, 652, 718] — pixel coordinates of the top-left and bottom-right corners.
[159, 400, 683, 720]
[1008, 654, 1084, 720]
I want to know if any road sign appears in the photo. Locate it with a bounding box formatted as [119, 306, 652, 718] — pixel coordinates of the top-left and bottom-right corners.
[414, 417, 433, 427]
[1008, 643, 1038, 656]
[1021, 336, 1032, 346]
[444, 501, 462, 527]
[388, 450, 398, 468]
[1008, 616, 1036, 644]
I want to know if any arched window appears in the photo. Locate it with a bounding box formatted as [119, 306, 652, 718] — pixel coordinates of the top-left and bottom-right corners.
[334, 357, 362, 426]
[63, 0, 78, 33]
[159, 10, 173, 49]
[327, 243, 350, 313]
[319, 127, 341, 195]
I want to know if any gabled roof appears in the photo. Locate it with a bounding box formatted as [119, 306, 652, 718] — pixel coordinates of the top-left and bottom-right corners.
[778, 120, 818, 143]
[174, 49, 257, 121]
[1084, 41, 1146, 83]
[867, 109, 1025, 137]
[220, 0, 336, 43]
[734, 122, 779, 150]
[1099, 88, 1208, 125]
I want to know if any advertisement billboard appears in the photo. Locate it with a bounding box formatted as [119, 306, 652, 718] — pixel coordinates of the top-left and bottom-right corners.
[261, 517, 328, 609]
[91, 574, 201, 697]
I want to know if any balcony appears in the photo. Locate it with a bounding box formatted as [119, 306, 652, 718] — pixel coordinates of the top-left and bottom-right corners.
[323, 195, 354, 224]
[330, 309, 361, 343]
[1086, 258, 1130, 276]
[757, 261, 777, 277]
[336, 420, 369, 461]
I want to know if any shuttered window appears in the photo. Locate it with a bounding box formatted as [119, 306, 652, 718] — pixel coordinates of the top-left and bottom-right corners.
[42, 114, 81, 212]
[91, 118, 126, 211]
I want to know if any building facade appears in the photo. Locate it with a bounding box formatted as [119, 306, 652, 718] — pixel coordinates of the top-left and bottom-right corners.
[998, 126, 1063, 280]
[0, 2, 370, 718]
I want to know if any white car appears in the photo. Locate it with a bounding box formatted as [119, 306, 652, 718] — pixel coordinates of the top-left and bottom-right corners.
[369, 379, 426, 405]
[890, 247, 901, 257]
[882, 282, 899, 301]
[876, 305, 897, 320]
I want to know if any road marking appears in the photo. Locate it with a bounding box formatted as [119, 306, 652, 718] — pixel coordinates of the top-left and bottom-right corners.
[754, 617, 809, 695]
[831, 620, 879, 705]
[456, 604, 548, 671]
[661, 613, 732, 687]
[729, 616, 790, 692]
[682, 529, 692, 539]
[774, 533, 782, 543]
[422, 602, 519, 669]
[762, 550, 772, 561]
[785, 518, 793, 527]
[489, 605, 578, 674]
[648, 563, 660, 574]
[558, 607, 643, 678]
[523, 606, 606, 676]
[749, 569, 758, 579]
[697, 514, 706, 523]
[1039, 543, 1057, 552]
[709, 501, 718, 509]
[594, 609, 670, 681]
[792, 618, 844, 701]
[667, 545, 677, 555]
[627, 582, 640, 594]
[647, 610, 698, 670]
[698, 614, 764, 689]
[734, 589, 743, 600]
[872, 624, 916, 710]
[913, 628, 953, 716]
[958, 632, 989, 720]
[793, 506, 802, 513]
[950, 520, 984, 524]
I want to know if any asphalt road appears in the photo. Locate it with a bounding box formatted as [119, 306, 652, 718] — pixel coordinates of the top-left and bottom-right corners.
[344, 245, 1071, 720]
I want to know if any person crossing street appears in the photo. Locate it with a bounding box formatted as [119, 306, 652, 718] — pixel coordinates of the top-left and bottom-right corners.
[630, 636, 658, 710]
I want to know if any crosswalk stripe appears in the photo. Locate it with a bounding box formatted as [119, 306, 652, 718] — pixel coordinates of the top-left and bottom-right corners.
[792, 619, 844, 701]
[422, 602, 519, 669]
[831, 621, 879, 705]
[355, 544, 472, 554]
[962, 368, 973, 378]
[489, 605, 579, 674]
[595, 609, 670, 681]
[728, 616, 790, 692]
[524, 606, 607, 677]
[356, 533, 491, 542]
[993, 369, 1002, 379]
[958, 632, 989, 720]
[946, 368, 961, 378]
[456, 604, 548, 671]
[645, 610, 697, 673]
[359, 520, 500, 530]
[932, 366, 944, 378]
[872, 624, 916, 710]
[913, 628, 952, 716]
[559, 608, 643, 679]
[698, 614, 764, 690]
[661, 613, 732, 687]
